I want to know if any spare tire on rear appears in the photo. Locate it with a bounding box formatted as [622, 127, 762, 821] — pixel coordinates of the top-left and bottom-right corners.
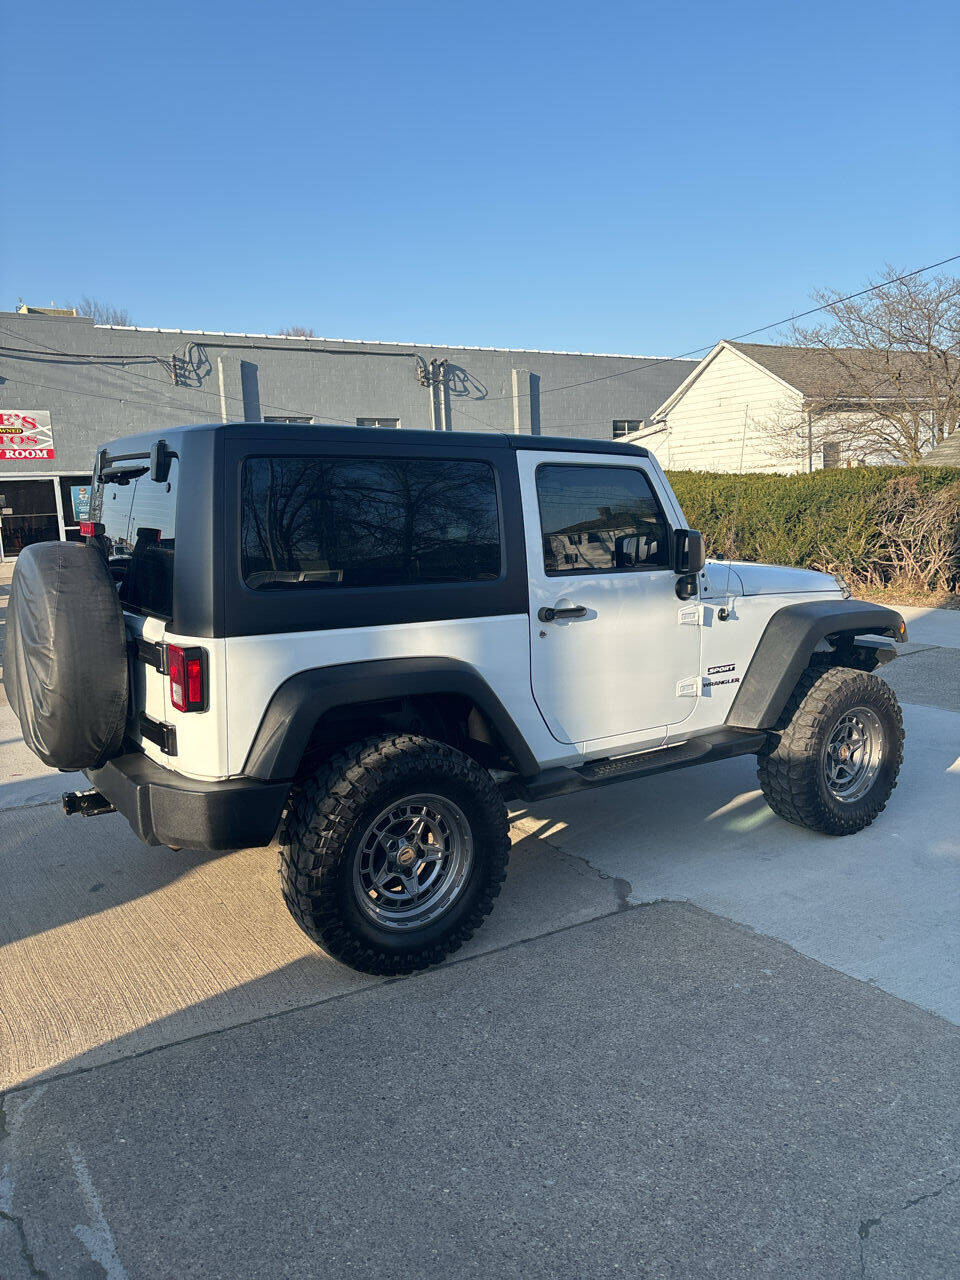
[4, 540, 129, 770]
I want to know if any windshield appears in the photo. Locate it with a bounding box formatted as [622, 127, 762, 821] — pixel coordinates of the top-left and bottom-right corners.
[90, 457, 179, 618]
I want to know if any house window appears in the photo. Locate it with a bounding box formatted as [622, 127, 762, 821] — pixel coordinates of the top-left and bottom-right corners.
[822, 441, 842, 469]
[357, 417, 400, 429]
[612, 420, 642, 439]
[264, 416, 313, 424]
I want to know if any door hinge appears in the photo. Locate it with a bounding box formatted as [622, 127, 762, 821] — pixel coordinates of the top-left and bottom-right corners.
[678, 605, 702, 626]
[139, 712, 177, 756]
[676, 676, 700, 697]
[133, 636, 168, 674]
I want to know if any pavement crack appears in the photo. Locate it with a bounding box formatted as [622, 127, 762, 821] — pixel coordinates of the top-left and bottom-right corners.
[0, 1209, 50, 1279]
[527, 826, 636, 910]
[1, 1093, 50, 1279]
[857, 1168, 960, 1277]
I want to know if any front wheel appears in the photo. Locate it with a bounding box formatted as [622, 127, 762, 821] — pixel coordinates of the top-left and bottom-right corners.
[757, 666, 904, 835]
[279, 734, 510, 974]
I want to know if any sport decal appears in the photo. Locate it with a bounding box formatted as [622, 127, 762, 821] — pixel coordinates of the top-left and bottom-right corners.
[707, 663, 735, 675]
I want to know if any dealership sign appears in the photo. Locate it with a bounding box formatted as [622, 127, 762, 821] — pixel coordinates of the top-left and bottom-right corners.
[0, 411, 55, 460]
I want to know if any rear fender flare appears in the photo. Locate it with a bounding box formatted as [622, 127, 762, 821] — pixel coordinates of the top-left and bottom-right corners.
[725, 599, 906, 730]
[242, 657, 539, 781]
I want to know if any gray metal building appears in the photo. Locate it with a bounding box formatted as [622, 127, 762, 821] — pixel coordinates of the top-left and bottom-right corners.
[0, 310, 694, 552]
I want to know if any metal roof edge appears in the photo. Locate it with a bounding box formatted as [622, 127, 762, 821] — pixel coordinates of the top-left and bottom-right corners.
[85, 322, 694, 363]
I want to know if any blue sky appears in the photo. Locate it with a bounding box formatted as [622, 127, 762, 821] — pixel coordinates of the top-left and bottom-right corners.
[3, 0, 957, 355]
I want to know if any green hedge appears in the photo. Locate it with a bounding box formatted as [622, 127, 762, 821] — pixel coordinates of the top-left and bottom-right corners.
[666, 466, 960, 591]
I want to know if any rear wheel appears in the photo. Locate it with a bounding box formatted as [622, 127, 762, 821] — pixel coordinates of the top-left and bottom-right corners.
[757, 665, 904, 835]
[279, 734, 510, 974]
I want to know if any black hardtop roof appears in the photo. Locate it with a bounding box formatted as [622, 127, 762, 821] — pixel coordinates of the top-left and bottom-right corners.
[97, 421, 649, 460]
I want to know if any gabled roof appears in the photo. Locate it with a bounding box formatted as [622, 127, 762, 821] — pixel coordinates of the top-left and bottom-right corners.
[726, 341, 948, 402]
[652, 340, 802, 416]
[654, 339, 954, 420]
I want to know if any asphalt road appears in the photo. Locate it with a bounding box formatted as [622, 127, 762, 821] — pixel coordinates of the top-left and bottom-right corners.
[4, 905, 959, 1280]
[1, 574, 958, 1279]
[514, 697, 960, 1023]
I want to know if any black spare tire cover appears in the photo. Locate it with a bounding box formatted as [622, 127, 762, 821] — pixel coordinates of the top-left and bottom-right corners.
[3, 541, 129, 770]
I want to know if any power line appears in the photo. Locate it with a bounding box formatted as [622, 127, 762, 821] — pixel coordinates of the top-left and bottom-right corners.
[0, 326, 359, 427]
[3, 252, 958, 433]
[0, 364, 360, 431]
[0, 372, 190, 410]
[0, 325, 353, 423]
[0, 352, 361, 427]
[457, 253, 960, 407]
[364, 253, 960, 433]
[0, 343, 175, 372]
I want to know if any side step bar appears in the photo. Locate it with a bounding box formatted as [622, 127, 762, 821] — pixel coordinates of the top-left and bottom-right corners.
[509, 728, 769, 804]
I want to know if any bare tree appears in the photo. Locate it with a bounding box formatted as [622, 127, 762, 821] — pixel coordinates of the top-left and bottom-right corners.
[74, 295, 133, 326]
[279, 325, 317, 338]
[789, 267, 960, 464]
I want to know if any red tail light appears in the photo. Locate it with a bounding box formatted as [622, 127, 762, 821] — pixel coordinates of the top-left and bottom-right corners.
[186, 656, 203, 705]
[168, 645, 207, 712]
[79, 521, 98, 537]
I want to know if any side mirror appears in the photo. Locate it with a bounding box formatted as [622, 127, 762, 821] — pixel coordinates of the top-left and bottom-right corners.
[673, 528, 706, 575]
[150, 438, 173, 483]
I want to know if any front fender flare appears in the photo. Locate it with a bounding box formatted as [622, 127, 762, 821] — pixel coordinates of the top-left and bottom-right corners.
[242, 656, 540, 781]
[725, 599, 906, 731]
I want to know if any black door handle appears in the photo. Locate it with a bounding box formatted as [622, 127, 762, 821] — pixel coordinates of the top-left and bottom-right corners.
[538, 605, 589, 622]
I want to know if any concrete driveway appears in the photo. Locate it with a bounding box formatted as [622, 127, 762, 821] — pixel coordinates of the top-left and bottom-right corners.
[1, 572, 958, 1279]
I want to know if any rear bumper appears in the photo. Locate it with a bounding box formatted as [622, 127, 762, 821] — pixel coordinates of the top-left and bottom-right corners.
[85, 752, 289, 851]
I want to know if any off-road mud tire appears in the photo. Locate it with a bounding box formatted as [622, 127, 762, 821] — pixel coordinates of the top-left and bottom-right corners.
[757, 665, 904, 836]
[279, 733, 510, 975]
[3, 540, 128, 770]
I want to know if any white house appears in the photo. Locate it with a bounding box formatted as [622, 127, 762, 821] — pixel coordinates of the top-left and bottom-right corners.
[635, 340, 948, 474]
[926, 430, 960, 465]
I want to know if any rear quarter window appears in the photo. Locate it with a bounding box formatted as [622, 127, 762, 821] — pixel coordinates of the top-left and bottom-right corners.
[240, 455, 501, 590]
[91, 459, 179, 617]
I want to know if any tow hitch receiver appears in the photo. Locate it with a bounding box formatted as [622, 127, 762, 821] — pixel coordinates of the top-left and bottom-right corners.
[62, 788, 116, 818]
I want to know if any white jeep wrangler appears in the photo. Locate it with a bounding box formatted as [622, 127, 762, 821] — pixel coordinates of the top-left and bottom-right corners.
[4, 423, 907, 974]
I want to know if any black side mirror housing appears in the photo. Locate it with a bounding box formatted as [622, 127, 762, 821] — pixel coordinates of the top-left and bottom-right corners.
[674, 528, 706, 575]
[150, 438, 173, 483]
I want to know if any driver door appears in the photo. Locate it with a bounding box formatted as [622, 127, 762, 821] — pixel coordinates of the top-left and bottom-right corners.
[520, 452, 701, 747]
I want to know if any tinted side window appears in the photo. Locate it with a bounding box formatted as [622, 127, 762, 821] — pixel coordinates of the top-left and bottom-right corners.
[536, 464, 670, 575]
[92, 459, 179, 617]
[241, 456, 501, 589]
